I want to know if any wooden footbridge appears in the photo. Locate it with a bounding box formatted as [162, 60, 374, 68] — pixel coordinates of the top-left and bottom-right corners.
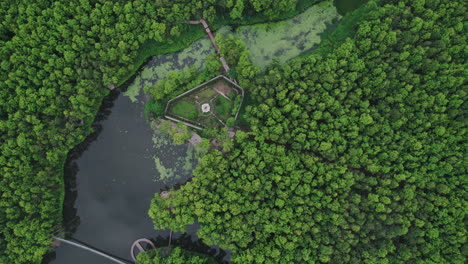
[53, 236, 157, 264]
[53, 237, 132, 264]
[183, 19, 230, 73]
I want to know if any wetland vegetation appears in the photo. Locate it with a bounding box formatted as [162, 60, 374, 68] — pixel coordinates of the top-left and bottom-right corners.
[234, 0, 341, 68]
[124, 1, 341, 104]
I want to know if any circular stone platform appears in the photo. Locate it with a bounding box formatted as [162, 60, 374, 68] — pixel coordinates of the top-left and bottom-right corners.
[201, 103, 211, 113]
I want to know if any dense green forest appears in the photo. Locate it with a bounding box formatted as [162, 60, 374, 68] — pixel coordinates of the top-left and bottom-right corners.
[0, 0, 309, 263]
[150, 0, 467, 263]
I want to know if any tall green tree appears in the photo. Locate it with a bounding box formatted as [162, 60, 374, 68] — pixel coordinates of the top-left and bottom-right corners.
[149, 0, 467, 263]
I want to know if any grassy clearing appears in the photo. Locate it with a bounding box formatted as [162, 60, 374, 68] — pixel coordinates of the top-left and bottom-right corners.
[197, 88, 217, 99]
[172, 100, 198, 120]
[215, 96, 234, 121]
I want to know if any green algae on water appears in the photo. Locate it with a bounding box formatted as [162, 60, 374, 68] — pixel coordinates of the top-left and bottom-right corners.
[236, 0, 341, 69]
[153, 156, 176, 181]
[124, 36, 215, 103]
[150, 122, 197, 183]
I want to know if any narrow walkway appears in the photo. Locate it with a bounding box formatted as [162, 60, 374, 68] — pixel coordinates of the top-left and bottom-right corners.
[53, 237, 132, 264]
[214, 87, 232, 101]
[200, 19, 219, 52]
[183, 19, 230, 73]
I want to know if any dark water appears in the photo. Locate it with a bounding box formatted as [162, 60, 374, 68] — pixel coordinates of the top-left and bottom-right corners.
[334, 0, 368, 15]
[43, 91, 227, 263]
[43, 92, 164, 264]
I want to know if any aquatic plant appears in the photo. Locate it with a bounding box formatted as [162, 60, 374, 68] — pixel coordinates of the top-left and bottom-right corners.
[150, 122, 197, 183]
[124, 37, 215, 103]
[236, 0, 341, 69]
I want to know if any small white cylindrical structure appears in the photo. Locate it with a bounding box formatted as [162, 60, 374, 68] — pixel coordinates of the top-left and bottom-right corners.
[201, 103, 211, 113]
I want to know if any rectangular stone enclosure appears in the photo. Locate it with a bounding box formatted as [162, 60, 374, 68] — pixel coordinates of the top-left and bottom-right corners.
[165, 75, 244, 129]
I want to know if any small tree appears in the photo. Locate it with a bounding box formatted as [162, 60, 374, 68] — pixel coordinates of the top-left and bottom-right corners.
[226, 117, 235, 127]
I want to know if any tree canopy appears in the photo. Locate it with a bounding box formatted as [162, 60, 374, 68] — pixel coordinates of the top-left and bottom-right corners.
[149, 0, 467, 263]
[0, 0, 312, 263]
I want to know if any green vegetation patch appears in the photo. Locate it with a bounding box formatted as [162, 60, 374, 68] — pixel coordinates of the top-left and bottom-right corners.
[235, 0, 341, 69]
[334, 0, 368, 15]
[150, 121, 197, 183]
[197, 88, 217, 99]
[214, 96, 234, 120]
[125, 27, 232, 103]
[171, 100, 199, 120]
[124, 37, 213, 102]
[166, 77, 243, 128]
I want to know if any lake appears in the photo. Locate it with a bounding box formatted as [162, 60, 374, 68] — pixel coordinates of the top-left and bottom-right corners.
[43, 91, 206, 263]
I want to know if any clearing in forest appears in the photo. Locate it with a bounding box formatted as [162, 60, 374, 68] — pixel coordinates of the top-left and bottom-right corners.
[165, 75, 243, 129]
